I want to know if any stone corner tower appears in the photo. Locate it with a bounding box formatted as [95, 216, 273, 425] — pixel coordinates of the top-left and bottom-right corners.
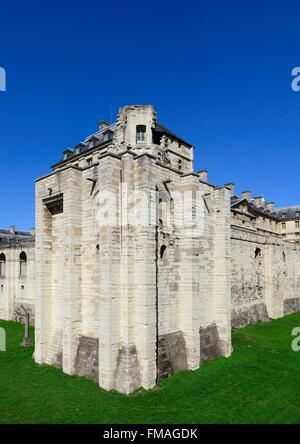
[34, 104, 232, 394]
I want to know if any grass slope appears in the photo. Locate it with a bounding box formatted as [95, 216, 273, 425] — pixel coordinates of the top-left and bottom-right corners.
[1, 313, 300, 424]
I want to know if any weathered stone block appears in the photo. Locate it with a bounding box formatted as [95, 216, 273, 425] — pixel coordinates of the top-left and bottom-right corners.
[115, 345, 141, 394]
[200, 323, 222, 363]
[231, 303, 268, 328]
[284, 297, 300, 315]
[157, 331, 187, 379]
[14, 303, 35, 325]
[75, 335, 99, 382]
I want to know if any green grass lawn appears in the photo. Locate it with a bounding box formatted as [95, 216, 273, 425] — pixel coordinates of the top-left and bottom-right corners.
[1, 313, 300, 424]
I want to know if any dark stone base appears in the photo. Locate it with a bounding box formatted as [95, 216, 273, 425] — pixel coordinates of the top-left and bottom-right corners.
[75, 336, 99, 383]
[157, 331, 187, 379]
[231, 302, 268, 328]
[52, 350, 63, 369]
[14, 304, 35, 325]
[200, 323, 222, 363]
[284, 297, 300, 315]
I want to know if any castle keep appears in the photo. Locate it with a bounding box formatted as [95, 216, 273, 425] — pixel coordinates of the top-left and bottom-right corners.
[1, 105, 300, 394]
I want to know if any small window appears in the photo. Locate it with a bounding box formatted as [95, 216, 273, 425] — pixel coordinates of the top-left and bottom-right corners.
[296, 221, 300, 229]
[87, 158, 93, 166]
[0, 253, 6, 278]
[103, 130, 112, 142]
[136, 125, 146, 143]
[19, 252, 27, 278]
[282, 222, 286, 230]
[160, 245, 167, 260]
[255, 247, 261, 259]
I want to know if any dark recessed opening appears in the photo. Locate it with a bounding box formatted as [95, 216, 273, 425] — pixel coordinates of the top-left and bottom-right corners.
[160, 245, 167, 259]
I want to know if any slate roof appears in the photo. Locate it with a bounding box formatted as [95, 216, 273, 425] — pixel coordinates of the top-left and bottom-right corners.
[154, 123, 193, 147]
[53, 119, 193, 168]
[0, 228, 34, 244]
[50, 124, 117, 168]
[274, 206, 300, 220]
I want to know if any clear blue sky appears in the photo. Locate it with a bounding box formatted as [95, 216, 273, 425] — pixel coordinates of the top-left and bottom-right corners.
[1, 0, 300, 230]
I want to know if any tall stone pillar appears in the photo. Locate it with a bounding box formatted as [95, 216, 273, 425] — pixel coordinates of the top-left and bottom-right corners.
[35, 180, 53, 364]
[212, 187, 232, 357]
[98, 153, 122, 391]
[9, 248, 16, 320]
[115, 152, 141, 394]
[133, 155, 157, 390]
[178, 175, 201, 370]
[62, 168, 83, 375]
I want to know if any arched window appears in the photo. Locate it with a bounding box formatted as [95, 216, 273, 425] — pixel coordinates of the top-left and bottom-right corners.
[0, 253, 6, 278]
[136, 125, 146, 143]
[19, 252, 27, 278]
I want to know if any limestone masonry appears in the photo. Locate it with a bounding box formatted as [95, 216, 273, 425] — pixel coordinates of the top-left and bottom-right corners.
[1, 105, 300, 394]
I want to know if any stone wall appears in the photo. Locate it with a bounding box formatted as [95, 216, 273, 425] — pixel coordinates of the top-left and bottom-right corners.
[0, 242, 35, 323]
[231, 227, 300, 326]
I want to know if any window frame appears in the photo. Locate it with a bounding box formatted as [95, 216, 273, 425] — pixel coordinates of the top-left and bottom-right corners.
[136, 125, 146, 143]
[0, 253, 6, 278]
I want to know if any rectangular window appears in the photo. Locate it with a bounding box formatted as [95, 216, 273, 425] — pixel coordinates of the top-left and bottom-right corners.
[296, 221, 300, 229]
[282, 223, 286, 229]
[136, 125, 146, 143]
[0, 254, 6, 278]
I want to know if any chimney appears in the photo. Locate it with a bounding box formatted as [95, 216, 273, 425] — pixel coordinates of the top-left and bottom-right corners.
[98, 120, 109, 130]
[266, 202, 275, 212]
[242, 191, 251, 201]
[225, 183, 235, 197]
[9, 225, 16, 234]
[254, 196, 264, 208]
[198, 170, 208, 182]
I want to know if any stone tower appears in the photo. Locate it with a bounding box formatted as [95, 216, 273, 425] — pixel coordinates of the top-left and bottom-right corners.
[34, 105, 232, 394]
